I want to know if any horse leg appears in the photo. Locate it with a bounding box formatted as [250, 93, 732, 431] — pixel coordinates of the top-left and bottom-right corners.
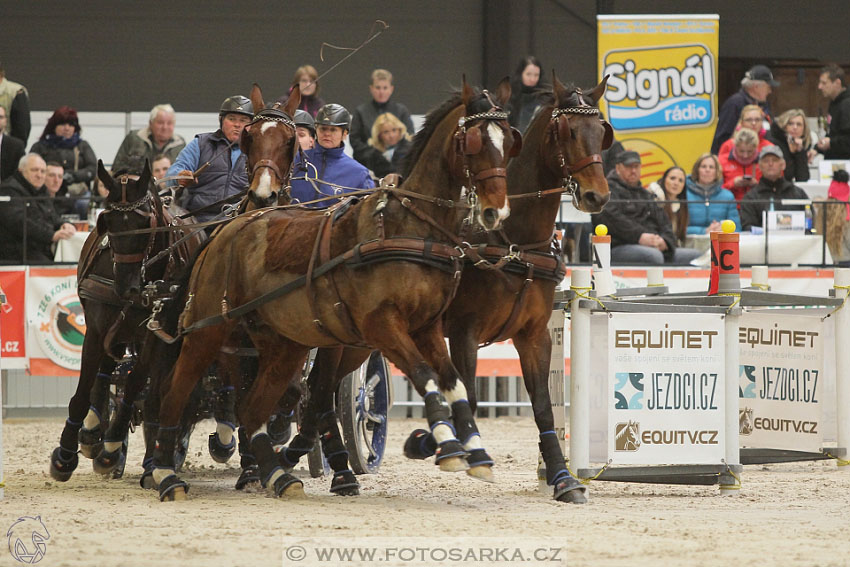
[513, 328, 587, 504]
[240, 333, 309, 499]
[140, 335, 181, 489]
[363, 314, 468, 474]
[208, 351, 239, 464]
[415, 325, 494, 482]
[152, 325, 230, 501]
[79, 352, 118, 459]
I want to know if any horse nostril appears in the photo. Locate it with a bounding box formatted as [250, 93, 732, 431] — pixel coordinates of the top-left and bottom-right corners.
[482, 208, 499, 227]
[583, 191, 609, 211]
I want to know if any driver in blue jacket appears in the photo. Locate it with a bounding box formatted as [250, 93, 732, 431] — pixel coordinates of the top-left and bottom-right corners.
[290, 103, 374, 208]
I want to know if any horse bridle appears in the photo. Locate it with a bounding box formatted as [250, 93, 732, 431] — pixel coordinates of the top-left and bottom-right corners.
[104, 174, 161, 283]
[548, 92, 611, 208]
[245, 108, 296, 187]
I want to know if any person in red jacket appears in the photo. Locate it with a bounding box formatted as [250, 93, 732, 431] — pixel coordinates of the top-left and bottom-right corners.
[720, 128, 768, 202]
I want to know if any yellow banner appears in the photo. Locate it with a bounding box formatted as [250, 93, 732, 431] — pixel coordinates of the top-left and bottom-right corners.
[598, 15, 719, 184]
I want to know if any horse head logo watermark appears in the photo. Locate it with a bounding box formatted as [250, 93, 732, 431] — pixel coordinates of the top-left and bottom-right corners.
[614, 421, 641, 451]
[7, 516, 50, 564]
[739, 407, 754, 436]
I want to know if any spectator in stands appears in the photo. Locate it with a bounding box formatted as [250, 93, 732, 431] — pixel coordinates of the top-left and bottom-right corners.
[350, 69, 415, 172]
[0, 153, 76, 263]
[591, 151, 702, 265]
[508, 56, 548, 134]
[112, 104, 186, 175]
[0, 60, 31, 144]
[717, 105, 774, 153]
[0, 105, 25, 181]
[360, 112, 412, 178]
[766, 109, 816, 182]
[294, 110, 315, 151]
[720, 128, 762, 202]
[168, 95, 253, 222]
[685, 153, 740, 235]
[646, 166, 689, 245]
[30, 106, 96, 216]
[816, 64, 850, 159]
[711, 65, 777, 154]
[151, 154, 171, 181]
[290, 103, 374, 209]
[45, 161, 76, 218]
[740, 146, 810, 231]
[277, 65, 325, 118]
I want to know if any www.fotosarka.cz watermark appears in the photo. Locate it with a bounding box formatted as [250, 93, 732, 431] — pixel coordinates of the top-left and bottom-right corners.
[282, 537, 566, 566]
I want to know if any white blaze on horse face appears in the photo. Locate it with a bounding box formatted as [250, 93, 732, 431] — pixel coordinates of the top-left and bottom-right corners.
[260, 120, 276, 134]
[424, 379, 456, 444]
[487, 122, 505, 160]
[255, 169, 273, 199]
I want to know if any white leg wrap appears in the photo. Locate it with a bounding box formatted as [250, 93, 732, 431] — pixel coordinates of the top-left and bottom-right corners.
[442, 382, 469, 404]
[104, 440, 122, 452]
[216, 422, 235, 445]
[152, 467, 174, 486]
[267, 468, 284, 489]
[250, 424, 268, 441]
[83, 408, 100, 429]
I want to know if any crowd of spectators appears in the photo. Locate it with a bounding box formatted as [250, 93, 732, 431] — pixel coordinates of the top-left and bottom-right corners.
[1, 58, 850, 266]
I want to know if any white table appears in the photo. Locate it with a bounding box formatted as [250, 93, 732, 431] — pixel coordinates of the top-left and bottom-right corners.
[688, 232, 832, 266]
[54, 231, 91, 263]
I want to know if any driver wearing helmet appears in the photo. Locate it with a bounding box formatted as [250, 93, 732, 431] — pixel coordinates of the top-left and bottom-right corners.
[167, 95, 253, 221]
[290, 103, 374, 209]
[293, 109, 315, 151]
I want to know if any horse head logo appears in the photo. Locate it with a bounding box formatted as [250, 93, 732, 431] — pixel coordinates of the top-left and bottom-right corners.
[739, 407, 754, 436]
[7, 516, 50, 564]
[615, 421, 641, 451]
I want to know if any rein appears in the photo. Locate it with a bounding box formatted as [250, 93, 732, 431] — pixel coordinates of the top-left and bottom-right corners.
[545, 98, 605, 208]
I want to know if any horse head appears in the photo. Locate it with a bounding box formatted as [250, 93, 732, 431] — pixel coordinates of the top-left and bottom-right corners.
[240, 83, 299, 211]
[451, 75, 519, 230]
[542, 72, 611, 213]
[96, 159, 157, 299]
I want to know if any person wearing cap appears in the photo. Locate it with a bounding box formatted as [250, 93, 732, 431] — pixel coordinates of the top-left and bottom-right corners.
[592, 150, 702, 265]
[711, 65, 778, 155]
[167, 95, 253, 222]
[293, 109, 315, 151]
[290, 103, 374, 209]
[112, 104, 186, 175]
[739, 145, 810, 232]
[816, 64, 850, 159]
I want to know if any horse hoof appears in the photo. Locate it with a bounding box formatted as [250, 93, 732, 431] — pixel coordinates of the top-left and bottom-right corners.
[208, 433, 236, 464]
[92, 448, 121, 476]
[403, 429, 435, 460]
[438, 456, 469, 473]
[554, 478, 588, 504]
[49, 447, 79, 482]
[330, 470, 360, 496]
[78, 426, 103, 459]
[272, 473, 305, 498]
[158, 474, 189, 502]
[235, 466, 260, 490]
[140, 471, 155, 490]
[466, 465, 495, 483]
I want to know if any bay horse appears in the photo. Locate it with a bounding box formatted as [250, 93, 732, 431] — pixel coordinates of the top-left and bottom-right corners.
[150, 78, 519, 501]
[280, 75, 611, 504]
[48, 161, 204, 482]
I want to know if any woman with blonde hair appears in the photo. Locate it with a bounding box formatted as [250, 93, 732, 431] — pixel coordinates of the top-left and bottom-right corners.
[276, 64, 325, 117]
[363, 112, 411, 177]
[717, 104, 773, 159]
[766, 108, 816, 181]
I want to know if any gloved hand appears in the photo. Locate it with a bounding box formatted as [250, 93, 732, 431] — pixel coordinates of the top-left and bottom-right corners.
[176, 169, 196, 188]
[63, 172, 74, 184]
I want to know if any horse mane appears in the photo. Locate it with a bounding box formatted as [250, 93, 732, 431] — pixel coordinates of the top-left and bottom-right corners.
[401, 88, 496, 179]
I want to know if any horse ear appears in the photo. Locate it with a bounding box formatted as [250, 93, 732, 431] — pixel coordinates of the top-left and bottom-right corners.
[461, 74, 475, 106]
[283, 84, 301, 118]
[139, 159, 153, 193]
[552, 70, 570, 106]
[493, 76, 511, 108]
[586, 75, 609, 105]
[250, 83, 264, 116]
[97, 160, 114, 193]
[508, 127, 523, 158]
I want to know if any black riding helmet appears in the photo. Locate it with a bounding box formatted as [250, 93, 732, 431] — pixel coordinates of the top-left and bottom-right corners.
[315, 103, 351, 131]
[293, 109, 316, 134]
[219, 95, 254, 123]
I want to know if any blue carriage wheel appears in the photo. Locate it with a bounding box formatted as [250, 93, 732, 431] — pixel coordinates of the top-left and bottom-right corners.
[339, 351, 390, 474]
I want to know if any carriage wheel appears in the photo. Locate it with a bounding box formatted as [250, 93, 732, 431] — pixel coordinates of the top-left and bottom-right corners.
[338, 351, 391, 474]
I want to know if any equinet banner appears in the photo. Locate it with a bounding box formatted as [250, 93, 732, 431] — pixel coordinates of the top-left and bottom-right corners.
[597, 15, 720, 183]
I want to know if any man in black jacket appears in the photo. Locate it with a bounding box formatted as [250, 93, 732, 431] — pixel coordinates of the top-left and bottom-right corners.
[0, 153, 76, 264]
[816, 64, 850, 159]
[740, 146, 810, 231]
[0, 106, 24, 181]
[711, 65, 778, 155]
[592, 151, 702, 265]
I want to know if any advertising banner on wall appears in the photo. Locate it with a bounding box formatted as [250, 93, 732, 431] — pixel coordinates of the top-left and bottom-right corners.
[26, 267, 84, 377]
[0, 268, 27, 369]
[597, 15, 719, 183]
[606, 312, 726, 465]
[738, 311, 824, 452]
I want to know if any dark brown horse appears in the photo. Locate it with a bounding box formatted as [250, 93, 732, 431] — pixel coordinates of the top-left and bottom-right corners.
[281, 76, 611, 503]
[150, 79, 519, 501]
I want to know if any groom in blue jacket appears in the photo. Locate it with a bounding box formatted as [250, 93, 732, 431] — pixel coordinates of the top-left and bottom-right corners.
[290, 103, 375, 208]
